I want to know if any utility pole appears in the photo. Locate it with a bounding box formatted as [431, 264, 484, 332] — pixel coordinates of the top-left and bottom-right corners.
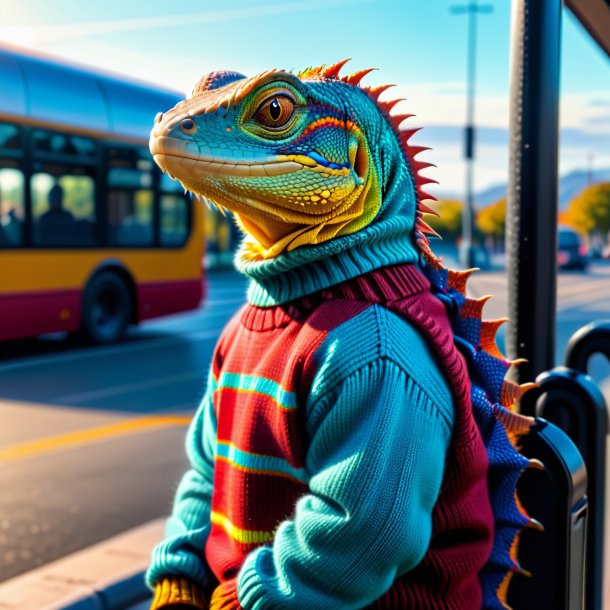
[450, 1, 493, 268]
[587, 152, 594, 186]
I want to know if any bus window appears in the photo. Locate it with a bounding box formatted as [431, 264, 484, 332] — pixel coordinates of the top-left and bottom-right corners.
[161, 194, 189, 246]
[0, 123, 24, 246]
[0, 165, 25, 246]
[0, 124, 21, 150]
[108, 188, 154, 246]
[31, 127, 98, 247]
[33, 130, 96, 159]
[32, 172, 97, 246]
[107, 146, 154, 247]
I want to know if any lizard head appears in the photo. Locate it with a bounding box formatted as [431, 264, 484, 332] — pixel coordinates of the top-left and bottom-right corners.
[150, 61, 437, 260]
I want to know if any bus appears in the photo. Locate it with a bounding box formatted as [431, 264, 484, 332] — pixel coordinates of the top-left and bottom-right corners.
[0, 43, 204, 344]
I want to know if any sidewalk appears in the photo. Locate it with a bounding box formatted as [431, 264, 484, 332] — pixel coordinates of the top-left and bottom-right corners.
[0, 519, 162, 610]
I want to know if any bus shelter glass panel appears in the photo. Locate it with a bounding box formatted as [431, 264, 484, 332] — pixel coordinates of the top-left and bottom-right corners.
[31, 171, 96, 246]
[0, 164, 25, 246]
[107, 146, 154, 247]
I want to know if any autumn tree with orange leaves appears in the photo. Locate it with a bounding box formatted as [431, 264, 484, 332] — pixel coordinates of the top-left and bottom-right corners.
[562, 183, 610, 243]
[423, 199, 463, 241]
[476, 198, 506, 251]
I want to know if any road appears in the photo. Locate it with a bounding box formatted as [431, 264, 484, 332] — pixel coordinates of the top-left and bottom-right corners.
[0, 269, 248, 581]
[0, 263, 609, 582]
[469, 262, 610, 387]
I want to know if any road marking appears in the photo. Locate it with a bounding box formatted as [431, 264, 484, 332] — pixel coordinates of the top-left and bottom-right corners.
[472, 271, 610, 317]
[558, 278, 610, 298]
[0, 328, 221, 374]
[54, 371, 203, 405]
[0, 415, 191, 465]
[559, 294, 610, 313]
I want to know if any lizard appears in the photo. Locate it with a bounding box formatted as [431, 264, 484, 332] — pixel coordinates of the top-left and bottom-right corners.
[146, 60, 537, 610]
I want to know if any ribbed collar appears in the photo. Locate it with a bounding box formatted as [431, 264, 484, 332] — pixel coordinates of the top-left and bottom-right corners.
[239, 264, 431, 331]
[235, 215, 420, 307]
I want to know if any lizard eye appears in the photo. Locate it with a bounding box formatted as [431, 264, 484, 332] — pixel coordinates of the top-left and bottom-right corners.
[252, 95, 296, 129]
[180, 119, 197, 135]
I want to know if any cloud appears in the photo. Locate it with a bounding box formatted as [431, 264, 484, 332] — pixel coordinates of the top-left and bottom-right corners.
[387, 82, 610, 136]
[585, 114, 610, 125]
[405, 121, 610, 195]
[587, 98, 610, 108]
[420, 124, 610, 149]
[389, 82, 509, 130]
[0, 0, 372, 45]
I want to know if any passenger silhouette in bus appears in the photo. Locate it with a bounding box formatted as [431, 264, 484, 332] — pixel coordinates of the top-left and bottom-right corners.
[37, 184, 77, 246]
[1, 206, 23, 245]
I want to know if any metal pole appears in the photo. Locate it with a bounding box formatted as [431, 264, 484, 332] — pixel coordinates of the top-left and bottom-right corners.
[507, 0, 562, 383]
[462, 7, 476, 267]
[450, 2, 492, 268]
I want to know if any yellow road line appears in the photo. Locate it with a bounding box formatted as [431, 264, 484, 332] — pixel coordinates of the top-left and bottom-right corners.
[0, 415, 191, 464]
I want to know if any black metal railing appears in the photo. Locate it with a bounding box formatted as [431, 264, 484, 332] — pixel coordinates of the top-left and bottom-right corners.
[521, 321, 609, 610]
[508, 419, 588, 610]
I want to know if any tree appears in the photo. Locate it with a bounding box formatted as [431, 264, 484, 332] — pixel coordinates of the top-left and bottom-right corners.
[424, 199, 462, 241]
[476, 198, 506, 250]
[563, 182, 610, 241]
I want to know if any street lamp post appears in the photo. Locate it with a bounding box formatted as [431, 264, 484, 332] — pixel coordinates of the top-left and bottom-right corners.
[450, 1, 493, 268]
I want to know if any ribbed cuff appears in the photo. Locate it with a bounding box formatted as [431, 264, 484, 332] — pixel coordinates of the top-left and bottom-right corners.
[235, 554, 268, 609]
[151, 576, 208, 609]
[209, 577, 242, 610]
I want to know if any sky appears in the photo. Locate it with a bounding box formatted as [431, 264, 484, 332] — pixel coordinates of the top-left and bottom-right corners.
[0, 0, 609, 198]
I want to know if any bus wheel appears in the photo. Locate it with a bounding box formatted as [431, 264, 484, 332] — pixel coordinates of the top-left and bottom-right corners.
[82, 272, 131, 344]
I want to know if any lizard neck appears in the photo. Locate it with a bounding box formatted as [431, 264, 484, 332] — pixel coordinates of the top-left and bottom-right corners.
[236, 153, 420, 306]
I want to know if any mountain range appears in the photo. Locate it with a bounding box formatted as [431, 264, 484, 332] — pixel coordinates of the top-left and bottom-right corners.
[437, 167, 610, 210]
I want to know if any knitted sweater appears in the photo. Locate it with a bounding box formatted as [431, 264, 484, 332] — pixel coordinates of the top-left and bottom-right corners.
[145, 62, 534, 610]
[146, 265, 494, 610]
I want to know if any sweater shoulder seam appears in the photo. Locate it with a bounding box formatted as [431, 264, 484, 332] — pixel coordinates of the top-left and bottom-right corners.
[307, 355, 454, 435]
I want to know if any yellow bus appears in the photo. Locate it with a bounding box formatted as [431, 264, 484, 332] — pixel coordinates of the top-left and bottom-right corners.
[0, 44, 204, 344]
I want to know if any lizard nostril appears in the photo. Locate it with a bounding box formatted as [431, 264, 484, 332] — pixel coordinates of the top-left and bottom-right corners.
[180, 119, 197, 135]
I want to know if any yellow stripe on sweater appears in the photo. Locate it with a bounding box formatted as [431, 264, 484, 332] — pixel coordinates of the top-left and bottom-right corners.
[210, 511, 274, 545]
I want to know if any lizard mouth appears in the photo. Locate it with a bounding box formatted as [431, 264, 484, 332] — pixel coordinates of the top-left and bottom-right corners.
[153, 152, 304, 179]
[150, 137, 350, 180]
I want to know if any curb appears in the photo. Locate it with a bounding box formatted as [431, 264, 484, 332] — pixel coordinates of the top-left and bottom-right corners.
[0, 518, 164, 610]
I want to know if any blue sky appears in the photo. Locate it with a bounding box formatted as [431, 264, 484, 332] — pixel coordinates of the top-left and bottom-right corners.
[1, 0, 609, 196]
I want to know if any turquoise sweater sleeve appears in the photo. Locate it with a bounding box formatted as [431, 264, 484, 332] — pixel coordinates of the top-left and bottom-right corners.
[145, 368, 218, 590]
[236, 306, 455, 609]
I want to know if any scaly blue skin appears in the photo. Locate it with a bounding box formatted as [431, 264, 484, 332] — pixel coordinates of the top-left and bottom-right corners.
[150, 69, 414, 258]
[150, 63, 533, 608]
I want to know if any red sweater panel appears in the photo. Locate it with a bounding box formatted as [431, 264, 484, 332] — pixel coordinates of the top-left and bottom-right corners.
[205, 265, 493, 608]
